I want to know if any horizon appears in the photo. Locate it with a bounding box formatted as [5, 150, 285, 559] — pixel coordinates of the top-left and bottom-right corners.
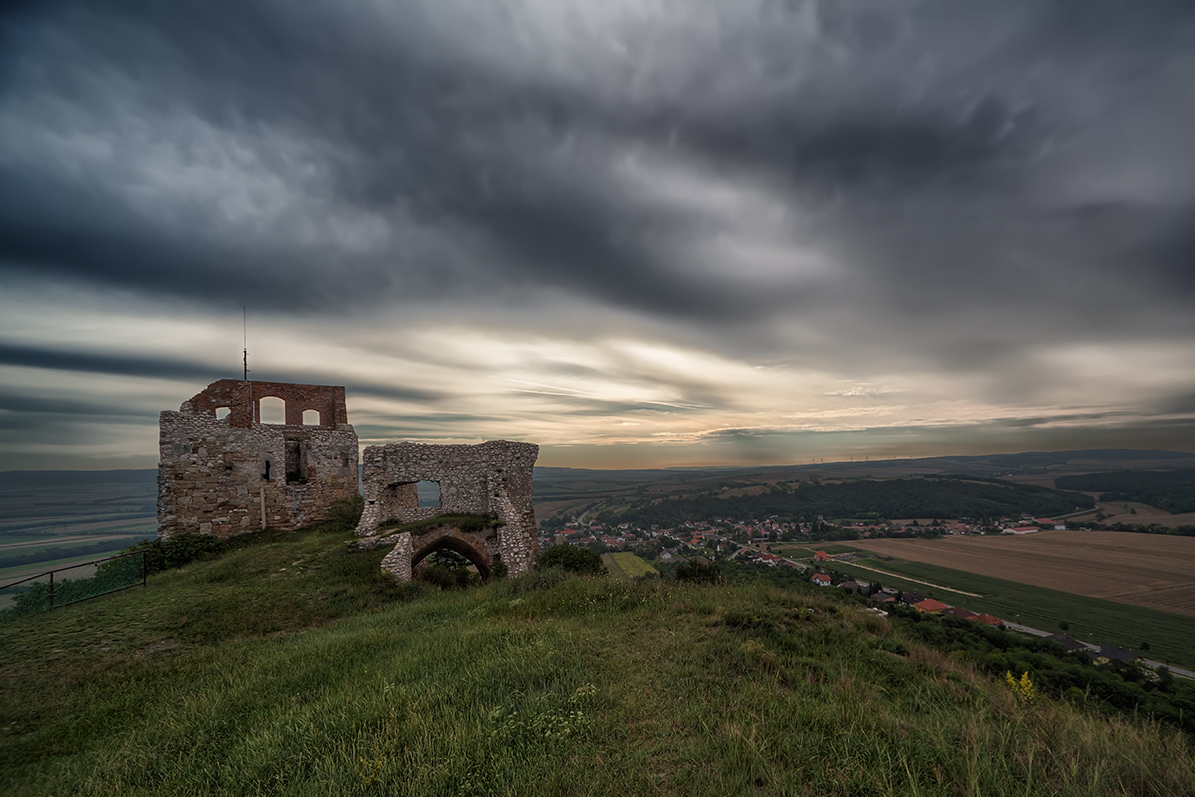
[2, 444, 1194, 476]
[2, 2, 1194, 470]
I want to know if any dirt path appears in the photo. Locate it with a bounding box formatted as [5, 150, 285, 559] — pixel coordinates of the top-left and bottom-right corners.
[843, 561, 982, 597]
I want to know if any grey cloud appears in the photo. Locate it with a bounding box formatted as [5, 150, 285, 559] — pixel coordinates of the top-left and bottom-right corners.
[0, 390, 146, 418]
[1, 1, 1194, 384]
[0, 342, 226, 381]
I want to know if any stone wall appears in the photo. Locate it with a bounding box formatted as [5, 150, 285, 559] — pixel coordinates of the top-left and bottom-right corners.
[356, 441, 539, 578]
[158, 380, 359, 538]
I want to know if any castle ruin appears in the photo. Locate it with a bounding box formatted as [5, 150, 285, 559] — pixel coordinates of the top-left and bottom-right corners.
[157, 379, 359, 537]
[158, 379, 540, 580]
[354, 441, 540, 580]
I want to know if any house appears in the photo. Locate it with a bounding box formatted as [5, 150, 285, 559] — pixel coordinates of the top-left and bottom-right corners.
[900, 592, 926, 606]
[943, 607, 977, 620]
[811, 573, 832, 587]
[913, 598, 951, 614]
[1095, 645, 1140, 665]
[967, 613, 1002, 627]
[1045, 634, 1088, 653]
[813, 550, 831, 562]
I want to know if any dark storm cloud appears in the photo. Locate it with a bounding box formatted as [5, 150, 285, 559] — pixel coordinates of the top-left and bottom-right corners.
[2, 0, 1194, 373]
[0, 390, 145, 418]
[0, 341, 444, 404]
[0, 342, 225, 382]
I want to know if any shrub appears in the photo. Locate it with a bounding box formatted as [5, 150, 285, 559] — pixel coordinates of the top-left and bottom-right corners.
[536, 544, 605, 575]
[675, 559, 723, 584]
[416, 564, 478, 590]
[126, 533, 227, 576]
[323, 494, 364, 534]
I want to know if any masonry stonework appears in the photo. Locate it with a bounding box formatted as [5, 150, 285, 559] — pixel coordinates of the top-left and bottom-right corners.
[354, 441, 539, 580]
[158, 380, 359, 538]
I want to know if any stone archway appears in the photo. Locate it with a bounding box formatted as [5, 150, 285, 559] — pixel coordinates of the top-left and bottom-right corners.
[410, 526, 493, 579]
[355, 441, 539, 580]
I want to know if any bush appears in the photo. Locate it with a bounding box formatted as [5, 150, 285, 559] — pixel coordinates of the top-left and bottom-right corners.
[416, 565, 476, 590]
[125, 533, 227, 576]
[675, 559, 723, 584]
[323, 494, 364, 534]
[536, 544, 605, 575]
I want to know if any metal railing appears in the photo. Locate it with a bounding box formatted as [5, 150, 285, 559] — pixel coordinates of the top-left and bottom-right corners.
[0, 551, 146, 617]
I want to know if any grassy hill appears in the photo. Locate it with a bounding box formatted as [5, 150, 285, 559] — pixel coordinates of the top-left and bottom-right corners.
[3, 526, 1195, 795]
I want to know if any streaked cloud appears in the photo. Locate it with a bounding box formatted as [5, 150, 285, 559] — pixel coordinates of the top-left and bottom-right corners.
[1, 1, 1194, 469]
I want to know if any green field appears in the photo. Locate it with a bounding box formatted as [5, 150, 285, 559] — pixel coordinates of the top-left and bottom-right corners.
[823, 557, 1195, 669]
[607, 552, 659, 580]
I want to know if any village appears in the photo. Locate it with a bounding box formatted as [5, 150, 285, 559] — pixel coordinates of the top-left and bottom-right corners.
[539, 511, 1164, 672]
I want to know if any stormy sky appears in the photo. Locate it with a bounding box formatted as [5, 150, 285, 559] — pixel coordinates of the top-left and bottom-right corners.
[2, 0, 1194, 471]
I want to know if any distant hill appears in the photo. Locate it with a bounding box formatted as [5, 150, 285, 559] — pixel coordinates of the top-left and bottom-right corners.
[1056, 469, 1195, 514]
[6, 449, 1195, 519]
[595, 477, 1095, 528]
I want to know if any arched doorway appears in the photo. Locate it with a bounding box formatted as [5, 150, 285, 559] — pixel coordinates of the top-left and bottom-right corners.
[410, 527, 492, 580]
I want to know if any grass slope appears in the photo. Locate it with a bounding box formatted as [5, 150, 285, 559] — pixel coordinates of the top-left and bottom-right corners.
[2, 527, 1193, 796]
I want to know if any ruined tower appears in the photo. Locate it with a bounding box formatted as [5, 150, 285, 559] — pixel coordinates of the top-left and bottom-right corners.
[157, 379, 359, 537]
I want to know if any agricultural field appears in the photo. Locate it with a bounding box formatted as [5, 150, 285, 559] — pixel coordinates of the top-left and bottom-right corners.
[773, 543, 857, 556]
[603, 552, 658, 581]
[822, 557, 1195, 669]
[849, 531, 1195, 618]
[1071, 501, 1195, 528]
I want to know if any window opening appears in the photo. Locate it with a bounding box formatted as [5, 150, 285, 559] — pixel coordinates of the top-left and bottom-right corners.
[285, 439, 308, 484]
[302, 409, 321, 425]
[416, 480, 441, 507]
[259, 396, 286, 424]
[215, 406, 231, 420]
[263, 459, 272, 481]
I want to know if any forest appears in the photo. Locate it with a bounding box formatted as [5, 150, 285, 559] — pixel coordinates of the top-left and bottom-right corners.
[1055, 469, 1195, 514]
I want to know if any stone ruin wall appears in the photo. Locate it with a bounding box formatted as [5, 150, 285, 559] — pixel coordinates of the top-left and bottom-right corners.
[158, 379, 359, 538]
[355, 441, 539, 579]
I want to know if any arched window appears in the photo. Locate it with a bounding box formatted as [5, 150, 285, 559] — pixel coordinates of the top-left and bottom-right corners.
[302, 409, 321, 426]
[258, 396, 286, 424]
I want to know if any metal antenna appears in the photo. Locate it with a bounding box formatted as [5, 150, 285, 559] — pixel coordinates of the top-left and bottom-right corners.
[243, 306, 249, 381]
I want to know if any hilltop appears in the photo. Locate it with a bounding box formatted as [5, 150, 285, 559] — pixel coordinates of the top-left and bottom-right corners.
[2, 524, 1194, 796]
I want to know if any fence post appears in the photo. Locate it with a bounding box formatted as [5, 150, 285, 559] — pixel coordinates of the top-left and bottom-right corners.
[142, 551, 147, 587]
[49, 570, 54, 608]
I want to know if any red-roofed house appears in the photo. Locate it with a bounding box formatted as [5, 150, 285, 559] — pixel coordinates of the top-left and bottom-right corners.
[914, 598, 951, 614]
[968, 613, 1003, 627]
[811, 573, 832, 587]
[813, 550, 831, 562]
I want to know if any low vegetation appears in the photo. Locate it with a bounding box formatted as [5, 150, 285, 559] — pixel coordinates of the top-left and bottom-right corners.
[379, 512, 502, 535]
[3, 525, 1195, 796]
[536, 543, 604, 575]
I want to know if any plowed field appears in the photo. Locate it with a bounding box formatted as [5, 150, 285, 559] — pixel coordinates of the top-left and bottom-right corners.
[851, 531, 1195, 617]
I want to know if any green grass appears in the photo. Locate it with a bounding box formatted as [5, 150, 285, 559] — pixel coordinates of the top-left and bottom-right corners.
[2, 526, 1194, 796]
[378, 513, 502, 534]
[608, 552, 658, 579]
[826, 558, 1195, 668]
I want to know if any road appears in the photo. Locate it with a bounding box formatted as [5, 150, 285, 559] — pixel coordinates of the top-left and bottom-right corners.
[1004, 621, 1195, 680]
[835, 561, 981, 596]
